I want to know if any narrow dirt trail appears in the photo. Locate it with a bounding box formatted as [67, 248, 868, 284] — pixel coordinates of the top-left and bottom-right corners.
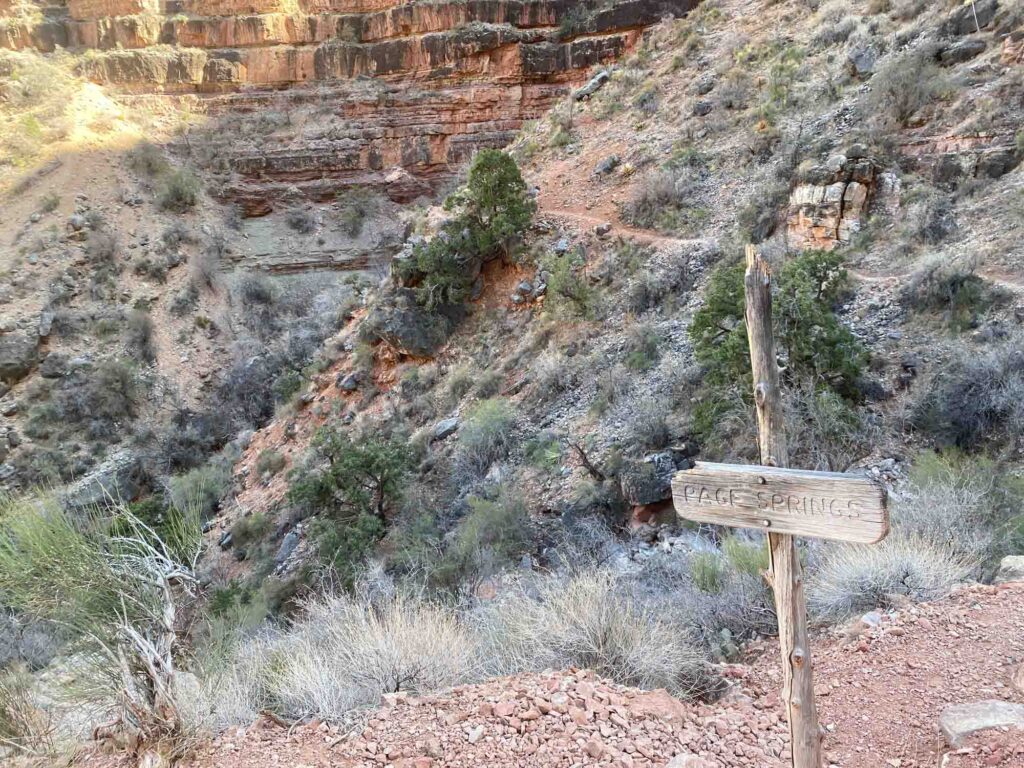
[539, 206, 707, 250]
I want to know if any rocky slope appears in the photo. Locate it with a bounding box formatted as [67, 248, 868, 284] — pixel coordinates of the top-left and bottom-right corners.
[75, 581, 1024, 768]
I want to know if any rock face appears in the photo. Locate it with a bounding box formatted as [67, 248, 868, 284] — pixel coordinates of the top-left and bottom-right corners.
[939, 700, 1024, 746]
[786, 153, 878, 250]
[995, 556, 1024, 585]
[0, 331, 40, 385]
[2, 0, 699, 213]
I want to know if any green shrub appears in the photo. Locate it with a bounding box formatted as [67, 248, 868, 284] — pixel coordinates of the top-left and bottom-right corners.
[621, 166, 706, 233]
[128, 140, 169, 176]
[310, 513, 385, 585]
[285, 206, 316, 234]
[448, 489, 531, 574]
[901, 255, 1004, 330]
[690, 552, 725, 594]
[895, 450, 1024, 574]
[690, 250, 864, 399]
[158, 169, 200, 212]
[126, 309, 156, 363]
[290, 428, 412, 520]
[230, 512, 272, 548]
[0, 667, 51, 755]
[168, 460, 231, 517]
[623, 323, 661, 371]
[808, 535, 973, 620]
[457, 398, 516, 476]
[722, 536, 769, 580]
[866, 47, 949, 128]
[339, 190, 376, 237]
[542, 251, 601, 319]
[400, 150, 535, 310]
[39, 191, 60, 213]
[255, 449, 287, 476]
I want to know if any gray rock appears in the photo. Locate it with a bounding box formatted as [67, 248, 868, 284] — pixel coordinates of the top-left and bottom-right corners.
[994, 555, 1024, 584]
[825, 154, 847, 173]
[38, 309, 54, 338]
[573, 70, 610, 101]
[218, 531, 233, 550]
[39, 353, 68, 379]
[594, 155, 620, 175]
[362, 289, 452, 357]
[693, 100, 713, 116]
[433, 417, 460, 441]
[61, 450, 141, 512]
[275, 531, 299, 565]
[939, 700, 1024, 746]
[595, 222, 613, 237]
[940, 0, 997, 36]
[845, 143, 869, 160]
[975, 148, 1020, 180]
[337, 371, 362, 392]
[0, 331, 40, 385]
[554, 238, 570, 254]
[620, 448, 697, 506]
[68, 214, 87, 231]
[847, 47, 877, 78]
[939, 38, 986, 64]
[695, 77, 715, 95]
[515, 280, 534, 295]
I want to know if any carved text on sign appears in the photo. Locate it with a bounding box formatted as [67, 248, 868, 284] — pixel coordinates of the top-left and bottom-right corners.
[672, 462, 888, 544]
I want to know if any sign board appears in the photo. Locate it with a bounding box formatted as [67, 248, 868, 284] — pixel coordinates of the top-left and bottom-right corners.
[672, 461, 889, 544]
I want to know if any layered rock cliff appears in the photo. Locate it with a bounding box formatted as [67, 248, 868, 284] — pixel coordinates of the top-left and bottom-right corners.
[2, 0, 698, 214]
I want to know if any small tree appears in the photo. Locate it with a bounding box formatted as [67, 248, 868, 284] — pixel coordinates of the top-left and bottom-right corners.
[290, 429, 412, 521]
[446, 149, 536, 260]
[690, 249, 864, 397]
[0, 494, 201, 767]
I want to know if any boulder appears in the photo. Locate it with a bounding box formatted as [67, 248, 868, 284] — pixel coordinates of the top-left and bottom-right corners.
[847, 47, 877, 78]
[940, 0, 997, 36]
[336, 371, 363, 392]
[594, 155, 620, 175]
[573, 70, 610, 101]
[275, 531, 299, 565]
[39, 353, 68, 379]
[620, 447, 697, 506]
[0, 331, 40, 385]
[433, 416, 460, 441]
[61, 450, 142, 512]
[693, 100, 713, 116]
[362, 290, 452, 357]
[939, 700, 1024, 746]
[994, 555, 1024, 584]
[939, 38, 986, 64]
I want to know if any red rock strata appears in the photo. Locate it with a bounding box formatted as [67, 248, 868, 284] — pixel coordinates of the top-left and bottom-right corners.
[2, 1, 698, 213]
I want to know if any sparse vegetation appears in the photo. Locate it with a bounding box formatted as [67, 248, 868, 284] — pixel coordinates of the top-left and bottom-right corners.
[457, 397, 516, 476]
[158, 168, 201, 212]
[910, 336, 1024, 450]
[901, 255, 1004, 330]
[866, 46, 949, 129]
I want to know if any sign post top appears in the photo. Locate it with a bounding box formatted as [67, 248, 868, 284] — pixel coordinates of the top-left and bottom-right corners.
[672, 461, 889, 544]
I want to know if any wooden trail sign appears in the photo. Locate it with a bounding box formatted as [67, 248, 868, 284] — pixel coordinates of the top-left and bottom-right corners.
[672, 462, 888, 544]
[671, 246, 889, 768]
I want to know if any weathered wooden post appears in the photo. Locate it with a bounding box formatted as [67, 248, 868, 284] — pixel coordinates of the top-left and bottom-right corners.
[744, 243, 820, 768]
[671, 245, 889, 768]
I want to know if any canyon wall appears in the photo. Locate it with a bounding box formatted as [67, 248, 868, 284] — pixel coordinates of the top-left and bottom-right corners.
[2, 0, 697, 214]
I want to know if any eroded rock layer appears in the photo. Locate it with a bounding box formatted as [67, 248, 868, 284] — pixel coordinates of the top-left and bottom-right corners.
[3, 0, 695, 213]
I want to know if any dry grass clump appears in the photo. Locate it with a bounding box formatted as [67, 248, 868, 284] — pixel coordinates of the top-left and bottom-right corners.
[262, 591, 475, 721]
[473, 571, 719, 699]
[808, 535, 973, 620]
